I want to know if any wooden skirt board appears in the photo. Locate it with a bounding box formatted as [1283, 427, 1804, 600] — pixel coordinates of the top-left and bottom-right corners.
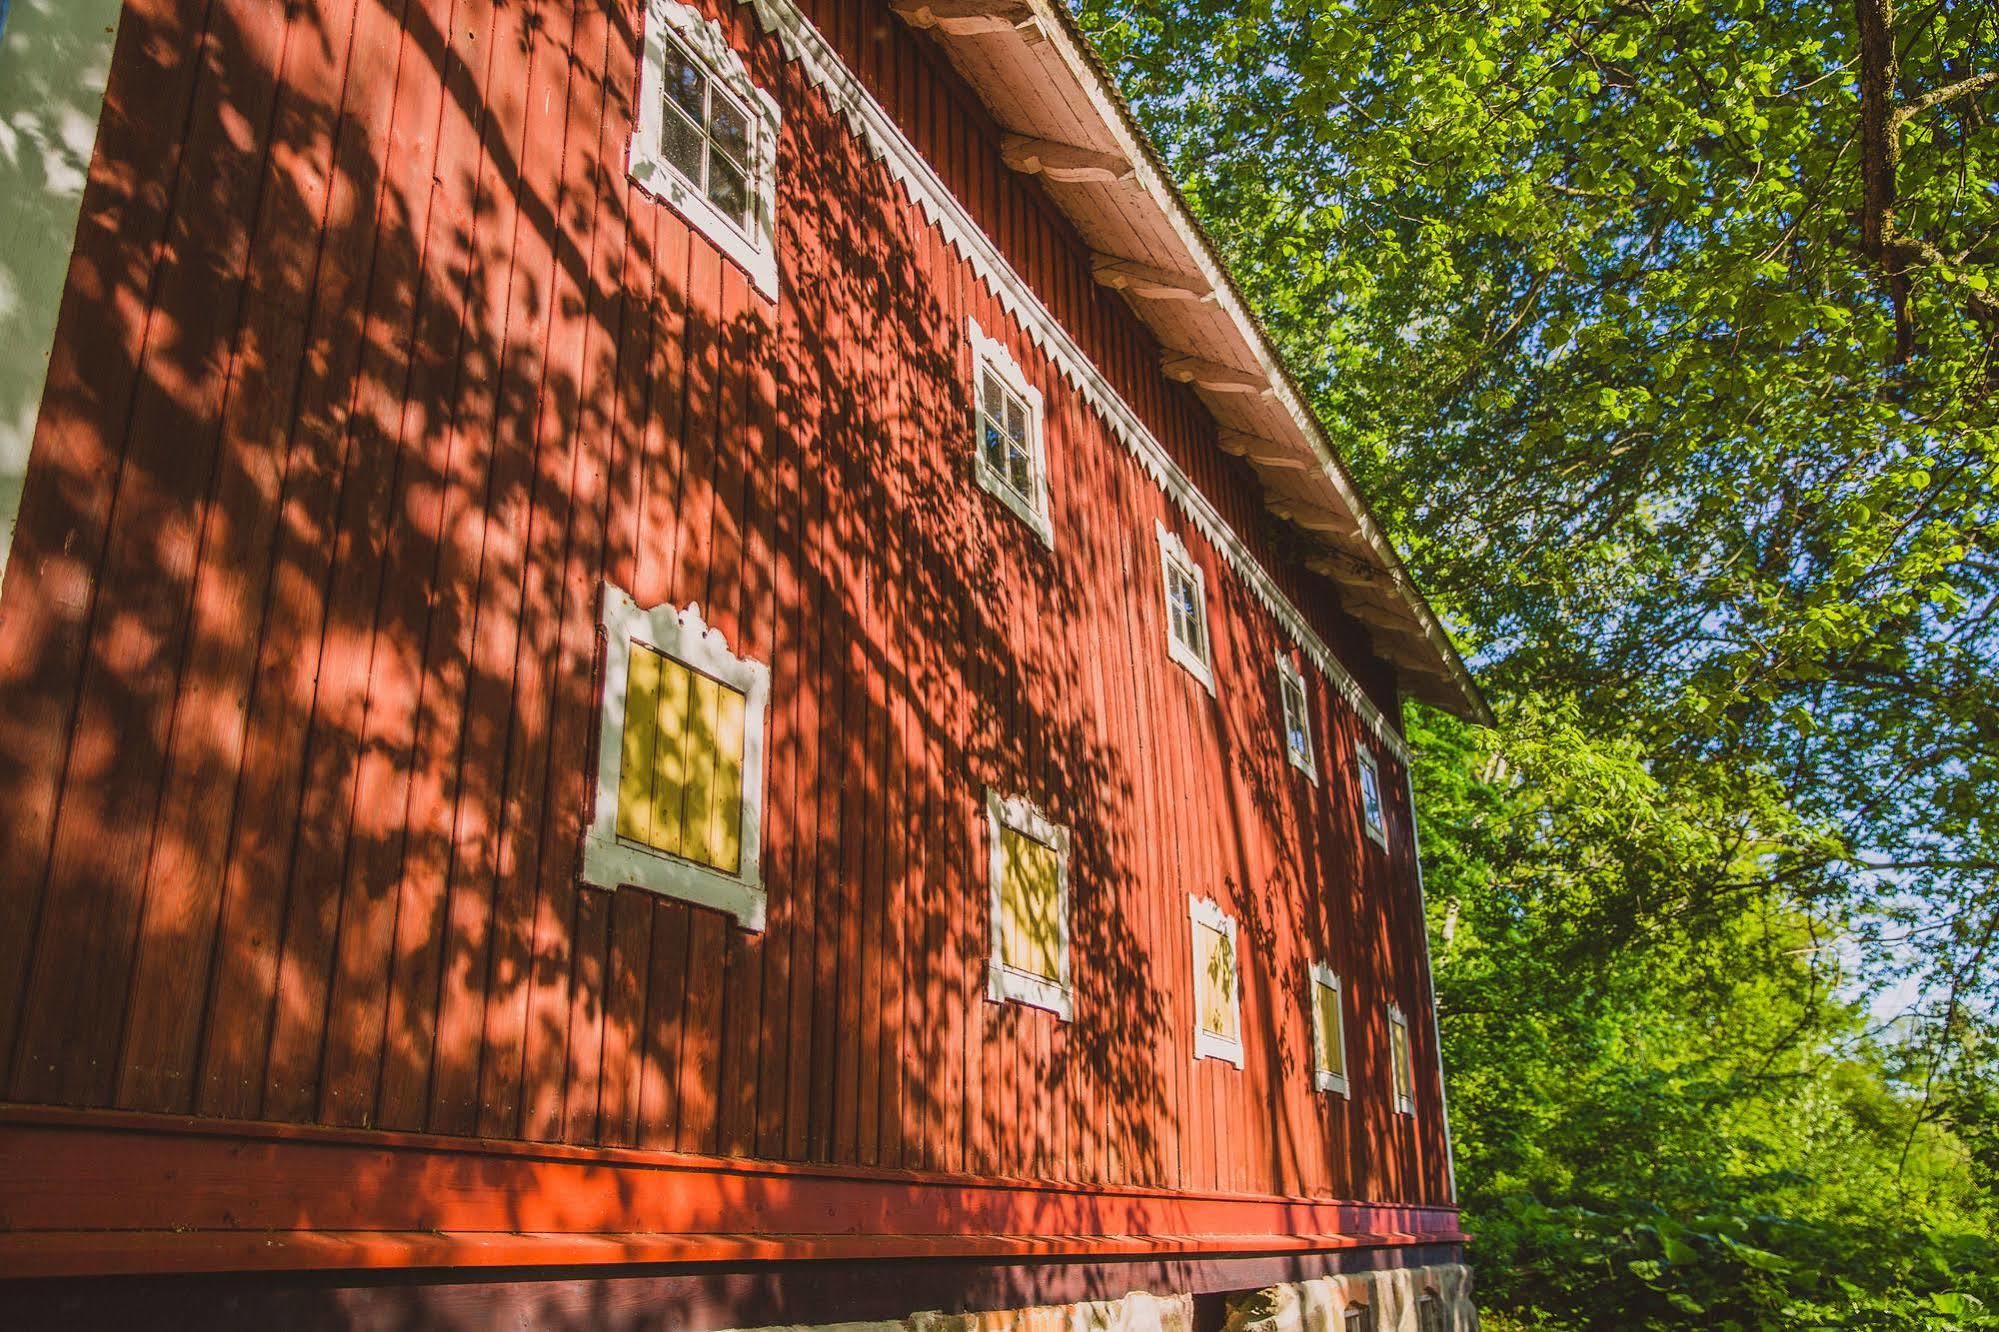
[0, 1106, 1465, 1279]
[0, 1245, 1472, 1332]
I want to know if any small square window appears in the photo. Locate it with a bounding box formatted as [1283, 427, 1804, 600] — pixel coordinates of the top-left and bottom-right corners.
[1343, 1306, 1375, 1332]
[968, 318, 1052, 546]
[1156, 521, 1213, 693]
[985, 791, 1073, 1018]
[1277, 653, 1315, 781]
[1189, 896, 1243, 1066]
[631, 1, 780, 300]
[583, 585, 770, 930]
[1388, 1002, 1416, 1114]
[1355, 743, 1388, 848]
[1309, 963, 1348, 1096]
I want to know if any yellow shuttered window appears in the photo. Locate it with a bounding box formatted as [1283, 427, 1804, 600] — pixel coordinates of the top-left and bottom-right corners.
[582, 587, 770, 931]
[985, 791, 1073, 1019]
[1389, 1003, 1416, 1114]
[1190, 897, 1243, 1066]
[614, 644, 748, 876]
[998, 827, 1062, 981]
[1310, 962, 1349, 1096]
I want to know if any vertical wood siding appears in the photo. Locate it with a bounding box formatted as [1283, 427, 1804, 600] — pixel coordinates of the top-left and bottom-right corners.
[0, 0, 1454, 1210]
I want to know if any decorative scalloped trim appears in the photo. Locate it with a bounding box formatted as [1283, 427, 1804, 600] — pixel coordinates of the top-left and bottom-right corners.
[737, 0, 1410, 765]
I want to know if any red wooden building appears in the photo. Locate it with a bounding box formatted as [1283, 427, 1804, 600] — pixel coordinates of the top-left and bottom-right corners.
[0, 0, 1487, 1324]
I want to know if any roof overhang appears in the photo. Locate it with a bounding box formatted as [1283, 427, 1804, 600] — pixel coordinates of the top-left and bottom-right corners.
[890, 0, 1490, 724]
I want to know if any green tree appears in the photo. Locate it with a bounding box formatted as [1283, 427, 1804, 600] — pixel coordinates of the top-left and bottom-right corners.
[1073, 0, 1999, 1324]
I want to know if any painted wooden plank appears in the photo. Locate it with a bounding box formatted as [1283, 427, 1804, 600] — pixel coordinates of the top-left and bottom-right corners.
[636, 898, 691, 1149]
[599, 887, 656, 1149]
[0, 0, 221, 1086]
[108, 0, 303, 1118]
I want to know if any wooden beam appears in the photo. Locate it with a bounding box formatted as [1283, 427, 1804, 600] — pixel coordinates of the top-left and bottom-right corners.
[890, 0, 1037, 36]
[1222, 430, 1313, 471]
[1091, 253, 1212, 301]
[1002, 135, 1133, 184]
[1161, 353, 1271, 395]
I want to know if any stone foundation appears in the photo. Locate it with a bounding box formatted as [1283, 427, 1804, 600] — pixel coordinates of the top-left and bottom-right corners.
[727, 1262, 1476, 1332]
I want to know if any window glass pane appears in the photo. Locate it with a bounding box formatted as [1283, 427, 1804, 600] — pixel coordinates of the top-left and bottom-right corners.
[662, 102, 705, 183]
[707, 154, 750, 229]
[1005, 395, 1027, 443]
[709, 88, 752, 166]
[1194, 920, 1236, 1041]
[982, 369, 1005, 421]
[1007, 440, 1032, 497]
[998, 826, 1063, 981]
[663, 45, 707, 120]
[982, 417, 1008, 475]
[1360, 759, 1385, 832]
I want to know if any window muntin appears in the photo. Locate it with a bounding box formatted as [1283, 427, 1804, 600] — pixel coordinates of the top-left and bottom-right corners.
[1155, 521, 1214, 692]
[1389, 1002, 1416, 1114]
[968, 318, 1052, 545]
[1309, 962, 1348, 1096]
[985, 791, 1072, 1018]
[1278, 653, 1315, 780]
[631, 0, 780, 300]
[1189, 896, 1243, 1066]
[582, 585, 770, 930]
[1355, 742, 1388, 848]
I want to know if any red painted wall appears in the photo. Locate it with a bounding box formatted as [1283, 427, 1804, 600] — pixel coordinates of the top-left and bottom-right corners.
[0, 0, 1453, 1231]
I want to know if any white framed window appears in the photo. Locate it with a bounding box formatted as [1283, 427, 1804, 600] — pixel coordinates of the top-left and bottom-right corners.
[968, 318, 1053, 547]
[1355, 742, 1388, 849]
[1155, 520, 1213, 693]
[1308, 962, 1349, 1096]
[1388, 1001, 1416, 1114]
[984, 790, 1073, 1019]
[629, 0, 780, 301]
[581, 584, 771, 930]
[1189, 895, 1243, 1066]
[1277, 652, 1316, 781]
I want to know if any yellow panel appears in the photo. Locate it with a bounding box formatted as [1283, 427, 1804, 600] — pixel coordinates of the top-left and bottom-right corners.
[616, 645, 665, 846]
[1316, 981, 1344, 1077]
[709, 683, 747, 874]
[1391, 1018, 1413, 1099]
[647, 651, 696, 858]
[1195, 920, 1237, 1041]
[680, 670, 722, 868]
[998, 827, 1062, 981]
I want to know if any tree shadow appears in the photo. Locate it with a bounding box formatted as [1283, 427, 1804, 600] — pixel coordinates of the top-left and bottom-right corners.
[0, 0, 1449, 1312]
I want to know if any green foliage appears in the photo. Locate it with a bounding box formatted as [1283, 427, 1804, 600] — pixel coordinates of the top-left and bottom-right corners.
[1074, 0, 1999, 1326]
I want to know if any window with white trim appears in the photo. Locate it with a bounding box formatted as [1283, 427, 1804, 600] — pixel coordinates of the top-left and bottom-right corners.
[1388, 1002, 1416, 1114]
[630, 0, 780, 300]
[1156, 520, 1213, 692]
[581, 584, 770, 930]
[985, 791, 1073, 1019]
[1277, 652, 1315, 781]
[968, 318, 1052, 546]
[1189, 896, 1243, 1066]
[1355, 742, 1388, 849]
[1309, 962, 1349, 1096]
